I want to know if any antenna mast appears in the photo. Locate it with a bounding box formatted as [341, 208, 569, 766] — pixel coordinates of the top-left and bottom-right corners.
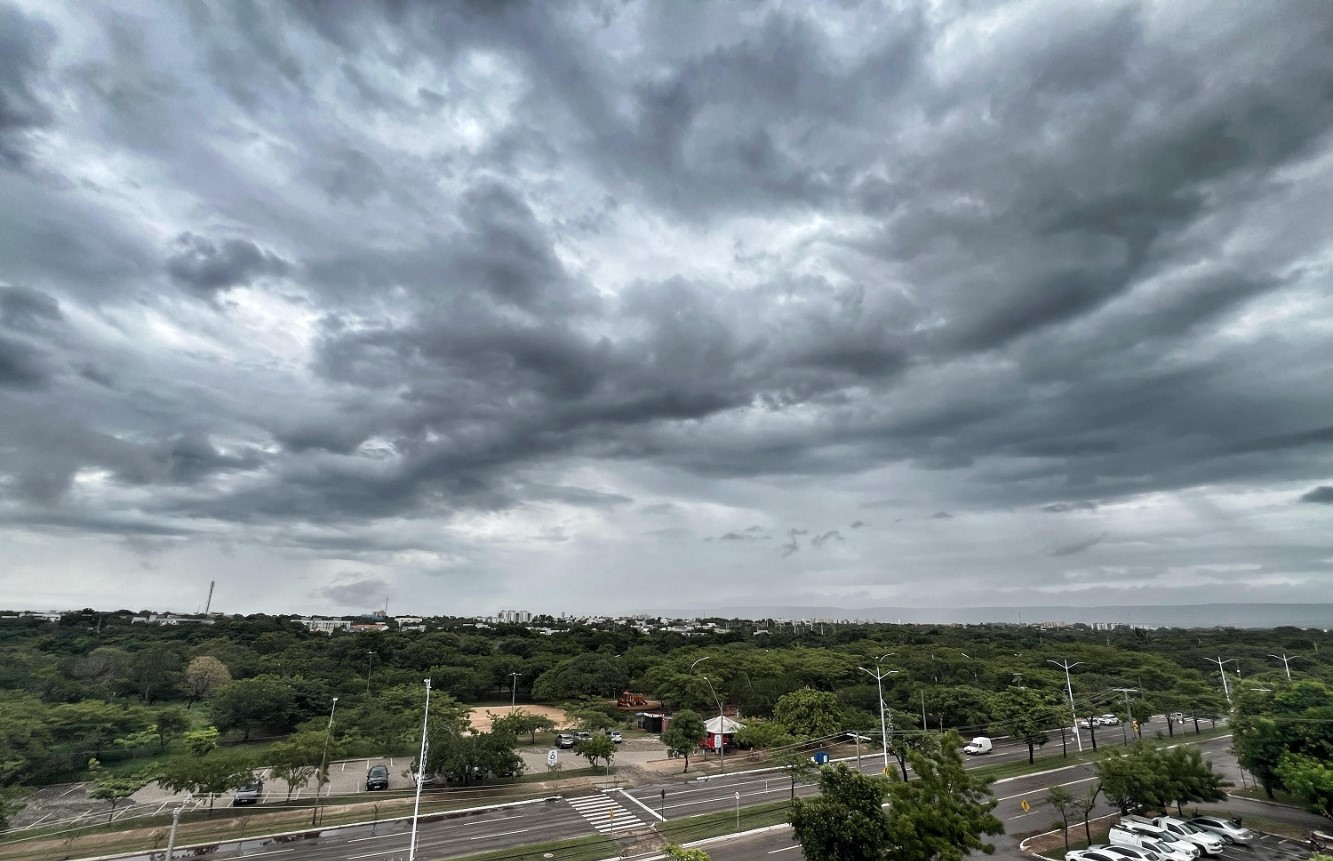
[204, 580, 215, 615]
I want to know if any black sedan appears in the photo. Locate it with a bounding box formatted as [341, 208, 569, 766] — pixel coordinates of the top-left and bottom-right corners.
[366, 764, 390, 791]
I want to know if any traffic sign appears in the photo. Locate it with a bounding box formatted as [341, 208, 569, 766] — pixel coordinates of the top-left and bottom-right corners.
[547, 749, 558, 766]
[1020, 799, 1030, 813]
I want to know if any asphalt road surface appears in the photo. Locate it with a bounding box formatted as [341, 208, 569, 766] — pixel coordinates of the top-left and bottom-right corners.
[118, 718, 1240, 861]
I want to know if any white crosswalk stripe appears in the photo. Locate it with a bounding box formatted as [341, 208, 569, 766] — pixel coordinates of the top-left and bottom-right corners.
[565, 793, 646, 833]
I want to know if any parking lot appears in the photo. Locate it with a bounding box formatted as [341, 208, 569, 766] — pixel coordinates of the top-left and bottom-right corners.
[1209, 831, 1319, 861]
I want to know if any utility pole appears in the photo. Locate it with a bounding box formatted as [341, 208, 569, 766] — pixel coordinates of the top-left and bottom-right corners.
[409, 679, 431, 861]
[1204, 657, 1235, 707]
[921, 689, 928, 732]
[859, 654, 899, 770]
[1267, 653, 1298, 681]
[366, 651, 374, 696]
[1048, 659, 1084, 752]
[692, 657, 727, 774]
[1112, 688, 1138, 743]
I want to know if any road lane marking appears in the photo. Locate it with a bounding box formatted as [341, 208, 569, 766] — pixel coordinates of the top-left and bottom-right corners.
[769, 845, 802, 853]
[618, 787, 666, 821]
[470, 828, 529, 839]
[997, 776, 1096, 801]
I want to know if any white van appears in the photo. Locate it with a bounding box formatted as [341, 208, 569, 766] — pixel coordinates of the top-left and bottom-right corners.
[963, 736, 992, 755]
[1109, 826, 1197, 861]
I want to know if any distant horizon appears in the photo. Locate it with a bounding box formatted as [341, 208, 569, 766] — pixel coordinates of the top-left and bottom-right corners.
[11, 601, 1330, 631]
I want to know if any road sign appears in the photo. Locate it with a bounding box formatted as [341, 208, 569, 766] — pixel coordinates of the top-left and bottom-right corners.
[547, 749, 558, 767]
[1020, 800, 1031, 813]
[814, 751, 830, 765]
[882, 766, 892, 776]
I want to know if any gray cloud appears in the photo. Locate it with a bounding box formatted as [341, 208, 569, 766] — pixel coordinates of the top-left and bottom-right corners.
[166, 233, 290, 296]
[1299, 487, 1333, 505]
[2, 1, 1332, 615]
[1049, 532, 1109, 558]
[320, 575, 392, 609]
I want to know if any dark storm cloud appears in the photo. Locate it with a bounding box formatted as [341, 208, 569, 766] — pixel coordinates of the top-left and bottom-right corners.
[320, 575, 391, 609]
[0, 3, 57, 167]
[165, 233, 290, 296]
[1300, 487, 1333, 505]
[2, 0, 1333, 613]
[1, 286, 62, 329]
[1049, 532, 1108, 558]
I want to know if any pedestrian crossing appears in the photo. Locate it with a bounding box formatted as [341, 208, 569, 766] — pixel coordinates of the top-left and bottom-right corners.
[565, 792, 646, 833]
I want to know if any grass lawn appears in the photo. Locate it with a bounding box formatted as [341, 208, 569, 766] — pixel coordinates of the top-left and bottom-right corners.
[657, 799, 793, 845]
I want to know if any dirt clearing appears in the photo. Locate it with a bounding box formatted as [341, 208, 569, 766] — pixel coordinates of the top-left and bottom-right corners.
[465, 704, 573, 732]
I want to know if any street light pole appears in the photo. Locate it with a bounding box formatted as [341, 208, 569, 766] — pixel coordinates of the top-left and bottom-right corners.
[1048, 659, 1084, 753]
[165, 803, 184, 860]
[691, 656, 726, 774]
[366, 651, 374, 696]
[409, 679, 431, 861]
[1205, 657, 1235, 706]
[312, 696, 338, 826]
[509, 672, 523, 713]
[858, 654, 898, 770]
[1267, 653, 1298, 681]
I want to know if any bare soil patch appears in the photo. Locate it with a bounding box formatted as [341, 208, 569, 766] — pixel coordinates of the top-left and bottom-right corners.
[466, 704, 573, 732]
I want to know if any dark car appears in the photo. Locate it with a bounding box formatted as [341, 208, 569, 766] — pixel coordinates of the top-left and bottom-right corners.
[366, 764, 389, 791]
[232, 779, 263, 805]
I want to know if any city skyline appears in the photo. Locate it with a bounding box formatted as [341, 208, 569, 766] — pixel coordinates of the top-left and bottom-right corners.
[2, 1, 1332, 616]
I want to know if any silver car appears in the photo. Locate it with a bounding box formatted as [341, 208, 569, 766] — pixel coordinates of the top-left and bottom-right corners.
[1187, 817, 1254, 844]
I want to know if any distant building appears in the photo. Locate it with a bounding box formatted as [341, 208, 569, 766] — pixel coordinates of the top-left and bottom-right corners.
[299, 617, 353, 634]
[131, 613, 215, 626]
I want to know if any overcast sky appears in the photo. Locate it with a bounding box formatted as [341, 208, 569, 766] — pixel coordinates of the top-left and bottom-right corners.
[2, 1, 1332, 618]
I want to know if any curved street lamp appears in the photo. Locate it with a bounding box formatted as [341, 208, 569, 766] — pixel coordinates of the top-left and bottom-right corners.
[691, 656, 727, 774]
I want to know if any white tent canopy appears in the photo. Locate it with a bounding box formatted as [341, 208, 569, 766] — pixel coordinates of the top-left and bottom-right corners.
[704, 715, 744, 734]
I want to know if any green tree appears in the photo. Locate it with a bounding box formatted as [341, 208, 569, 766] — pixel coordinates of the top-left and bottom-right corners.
[87, 759, 151, 824]
[1098, 743, 1164, 814]
[774, 688, 842, 740]
[1276, 753, 1333, 821]
[489, 710, 556, 745]
[183, 656, 232, 707]
[790, 763, 892, 861]
[157, 755, 255, 815]
[991, 687, 1059, 765]
[1046, 785, 1077, 853]
[665, 846, 711, 860]
[662, 710, 706, 773]
[125, 644, 185, 704]
[772, 746, 821, 801]
[1159, 744, 1227, 814]
[183, 726, 219, 758]
[153, 708, 192, 751]
[735, 720, 796, 752]
[267, 730, 328, 801]
[1233, 681, 1333, 799]
[531, 653, 629, 701]
[577, 734, 616, 770]
[209, 676, 298, 740]
[883, 732, 1003, 861]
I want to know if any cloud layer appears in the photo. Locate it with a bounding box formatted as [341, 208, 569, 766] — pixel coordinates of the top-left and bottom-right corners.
[2, 0, 1332, 615]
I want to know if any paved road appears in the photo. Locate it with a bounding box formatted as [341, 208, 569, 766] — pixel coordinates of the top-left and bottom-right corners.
[106, 719, 1237, 861]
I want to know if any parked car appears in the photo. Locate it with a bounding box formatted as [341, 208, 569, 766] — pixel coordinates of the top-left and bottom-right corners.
[1097, 714, 1121, 726]
[1146, 818, 1225, 855]
[410, 761, 435, 786]
[1169, 712, 1185, 724]
[1066, 850, 1128, 861]
[232, 779, 263, 805]
[575, 731, 593, 742]
[366, 764, 389, 791]
[1079, 717, 1094, 728]
[1121, 817, 1214, 856]
[1097, 842, 1163, 861]
[556, 733, 577, 748]
[1109, 826, 1198, 861]
[1187, 817, 1254, 844]
[609, 731, 623, 743]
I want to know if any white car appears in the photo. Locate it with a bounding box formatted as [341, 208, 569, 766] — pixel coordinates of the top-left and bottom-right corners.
[1148, 818, 1225, 855]
[1109, 826, 1197, 861]
[1067, 850, 1129, 861]
[1097, 714, 1121, 726]
[1188, 817, 1254, 844]
[609, 730, 623, 743]
[1097, 843, 1163, 861]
